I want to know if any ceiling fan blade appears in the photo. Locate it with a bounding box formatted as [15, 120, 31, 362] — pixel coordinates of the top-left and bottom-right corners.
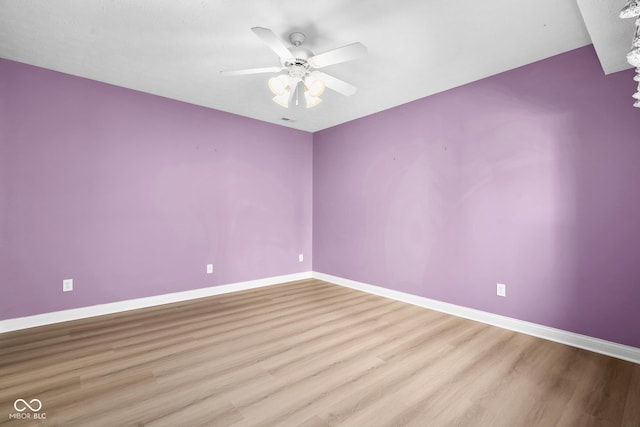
[220, 66, 282, 76]
[309, 42, 367, 68]
[251, 27, 294, 59]
[313, 72, 357, 96]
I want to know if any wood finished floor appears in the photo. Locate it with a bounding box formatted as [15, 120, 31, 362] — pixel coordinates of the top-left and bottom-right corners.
[1, 279, 639, 427]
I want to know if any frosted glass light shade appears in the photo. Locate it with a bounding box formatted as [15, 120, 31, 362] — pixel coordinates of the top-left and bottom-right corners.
[304, 93, 322, 108]
[634, 100, 640, 107]
[627, 48, 640, 67]
[272, 93, 290, 108]
[620, 0, 640, 18]
[633, 91, 640, 100]
[305, 72, 327, 97]
[306, 79, 325, 97]
[268, 75, 290, 96]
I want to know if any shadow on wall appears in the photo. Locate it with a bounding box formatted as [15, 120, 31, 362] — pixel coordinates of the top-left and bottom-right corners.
[472, 49, 640, 347]
[0, 58, 313, 321]
[313, 46, 640, 347]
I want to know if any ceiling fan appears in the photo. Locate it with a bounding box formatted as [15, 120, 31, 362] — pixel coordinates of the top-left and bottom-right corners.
[221, 27, 367, 109]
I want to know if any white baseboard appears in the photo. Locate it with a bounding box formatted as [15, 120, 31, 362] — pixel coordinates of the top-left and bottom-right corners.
[0, 271, 313, 333]
[312, 272, 640, 364]
[4, 270, 638, 364]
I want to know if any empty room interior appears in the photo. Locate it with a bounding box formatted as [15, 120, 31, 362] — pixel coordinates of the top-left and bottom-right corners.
[2, 1, 640, 426]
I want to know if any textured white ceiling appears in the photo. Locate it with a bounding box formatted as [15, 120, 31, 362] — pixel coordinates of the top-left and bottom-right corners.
[577, 0, 636, 74]
[0, 0, 626, 132]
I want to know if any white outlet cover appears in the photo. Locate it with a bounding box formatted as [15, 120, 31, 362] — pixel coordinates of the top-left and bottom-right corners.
[497, 283, 506, 297]
[206, 264, 213, 274]
[63, 279, 73, 292]
[298, 254, 304, 262]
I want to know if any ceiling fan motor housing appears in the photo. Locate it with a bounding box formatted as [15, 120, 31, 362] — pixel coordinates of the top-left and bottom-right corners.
[283, 45, 314, 79]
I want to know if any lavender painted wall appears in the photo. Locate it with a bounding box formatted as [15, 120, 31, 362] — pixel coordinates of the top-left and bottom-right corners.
[0, 70, 8, 292]
[0, 59, 312, 321]
[313, 46, 640, 348]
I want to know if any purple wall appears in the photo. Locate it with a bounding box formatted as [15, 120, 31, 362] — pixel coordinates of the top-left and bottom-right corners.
[313, 46, 640, 348]
[0, 59, 312, 321]
[0, 70, 8, 293]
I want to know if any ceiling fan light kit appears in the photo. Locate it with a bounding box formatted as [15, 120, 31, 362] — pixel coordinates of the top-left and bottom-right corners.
[620, 3, 640, 107]
[267, 71, 325, 109]
[221, 27, 366, 110]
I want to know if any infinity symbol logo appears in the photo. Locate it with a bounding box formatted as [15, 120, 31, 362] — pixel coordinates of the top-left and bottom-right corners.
[13, 399, 42, 412]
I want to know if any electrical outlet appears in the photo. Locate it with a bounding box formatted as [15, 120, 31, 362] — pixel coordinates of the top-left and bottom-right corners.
[298, 254, 304, 262]
[497, 283, 506, 297]
[206, 264, 213, 274]
[63, 279, 73, 292]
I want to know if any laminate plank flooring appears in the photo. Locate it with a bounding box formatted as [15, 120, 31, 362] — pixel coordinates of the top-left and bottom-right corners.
[0, 279, 638, 426]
